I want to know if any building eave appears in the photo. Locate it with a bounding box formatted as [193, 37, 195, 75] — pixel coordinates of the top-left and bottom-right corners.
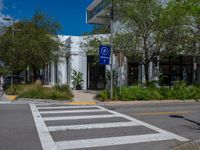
[87, 0, 104, 11]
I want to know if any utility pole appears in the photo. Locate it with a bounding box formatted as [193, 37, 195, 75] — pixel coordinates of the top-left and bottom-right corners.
[3, 18, 15, 89]
[11, 19, 15, 89]
[3, 18, 21, 89]
[110, 0, 114, 99]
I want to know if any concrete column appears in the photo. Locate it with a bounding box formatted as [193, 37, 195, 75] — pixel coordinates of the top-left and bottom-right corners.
[148, 62, 153, 81]
[138, 64, 145, 85]
[193, 56, 197, 83]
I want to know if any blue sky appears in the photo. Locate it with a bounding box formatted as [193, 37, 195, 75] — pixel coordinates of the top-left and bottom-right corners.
[0, 0, 94, 35]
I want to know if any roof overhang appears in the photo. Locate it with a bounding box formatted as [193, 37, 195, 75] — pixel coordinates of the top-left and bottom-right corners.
[87, 0, 104, 11]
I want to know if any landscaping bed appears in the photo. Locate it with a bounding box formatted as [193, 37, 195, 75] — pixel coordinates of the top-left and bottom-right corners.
[5, 84, 73, 100]
[98, 82, 200, 101]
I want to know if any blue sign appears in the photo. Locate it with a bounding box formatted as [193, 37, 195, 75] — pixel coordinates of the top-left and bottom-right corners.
[99, 45, 111, 65]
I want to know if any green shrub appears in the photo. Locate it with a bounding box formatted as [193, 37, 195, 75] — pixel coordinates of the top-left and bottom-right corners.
[98, 81, 200, 101]
[54, 84, 70, 92]
[98, 90, 109, 100]
[5, 84, 29, 95]
[5, 84, 73, 100]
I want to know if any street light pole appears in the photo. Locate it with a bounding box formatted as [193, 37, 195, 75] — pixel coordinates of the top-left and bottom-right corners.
[11, 19, 15, 89]
[110, 0, 114, 99]
[3, 18, 15, 89]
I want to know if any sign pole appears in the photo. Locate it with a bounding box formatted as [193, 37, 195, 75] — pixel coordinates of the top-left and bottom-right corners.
[110, 0, 114, 99]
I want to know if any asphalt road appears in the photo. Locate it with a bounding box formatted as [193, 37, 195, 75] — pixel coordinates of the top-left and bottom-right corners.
[105, 102, 200, 149]
[0, 102, 199, 150]
[0, 104, 42, 150]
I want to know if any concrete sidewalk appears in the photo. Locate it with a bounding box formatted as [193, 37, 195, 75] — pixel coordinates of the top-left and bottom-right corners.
[69, 90, 98, 105]
[0, 85, 8, 102]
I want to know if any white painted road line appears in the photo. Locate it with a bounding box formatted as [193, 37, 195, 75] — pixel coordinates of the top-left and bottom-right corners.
[97, 106, 189, 142]
[40, 109, 104, 114]
[43, 114, 119, 121]
[48, 122, 139, 131]
[30, 104, 58, 150]
[56, 133, 174, 150]
[37, 105, 97, 110]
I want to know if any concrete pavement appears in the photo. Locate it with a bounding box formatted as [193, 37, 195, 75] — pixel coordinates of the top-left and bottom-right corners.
[69, 90, 97, 105]
[0, 85, 10, 103]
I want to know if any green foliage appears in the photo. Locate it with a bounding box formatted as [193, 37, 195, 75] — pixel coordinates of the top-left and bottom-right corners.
[71, 70, 84, 89]
[118, 86, 163, 101]
[98, 81, 200, 101]
[83, 25, 110, 35]
[5, 84, 26, 95]
[5, 84, 73, 100]
[0, 66, 10, 76]
[80, 35, 109, 66]
[98, 90, 110, 101]
[54, 84, 71, 92]
[105, 69, 118, 88]
[0, 10, 62, 79]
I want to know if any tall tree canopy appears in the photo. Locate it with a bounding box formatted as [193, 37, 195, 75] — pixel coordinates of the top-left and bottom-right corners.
[0, 11, 62, 80]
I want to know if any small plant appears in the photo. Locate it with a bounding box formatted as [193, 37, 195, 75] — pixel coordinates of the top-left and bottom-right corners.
[97, 90, 109, 100]
[71, 70, 84, 90]
[105, 69, 118, 88]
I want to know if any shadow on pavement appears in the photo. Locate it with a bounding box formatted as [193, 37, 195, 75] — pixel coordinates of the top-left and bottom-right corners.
[170, 115, 200, 126]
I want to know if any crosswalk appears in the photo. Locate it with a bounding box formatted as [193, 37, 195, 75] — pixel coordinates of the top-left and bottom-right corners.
[30, 104, 188, 150]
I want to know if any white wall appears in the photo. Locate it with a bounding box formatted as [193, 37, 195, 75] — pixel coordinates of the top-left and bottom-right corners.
[44, 35, 109, 90]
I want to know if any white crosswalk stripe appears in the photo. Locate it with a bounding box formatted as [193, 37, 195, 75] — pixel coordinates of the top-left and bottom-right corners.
[40, 109, 104, 114]
[48, 122, 139, 131]
[56, 133, 174, 150]
[37, 105, 97, 110]
[43, 114, 118, 121]
[31, 104, 189, 150]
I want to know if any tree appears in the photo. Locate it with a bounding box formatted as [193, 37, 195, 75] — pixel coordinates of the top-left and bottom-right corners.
[178, 0, 200, 82]
[83, 25, 110, 35]
[0, 11, 63, 81]
[113, 0, 188, 83]
[81, 34, 109, 66]
[182, 0, 200, 55]
[163, 0, 190, 57]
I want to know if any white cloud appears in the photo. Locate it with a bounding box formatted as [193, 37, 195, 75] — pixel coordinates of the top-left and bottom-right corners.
[0, 0, 12, 27]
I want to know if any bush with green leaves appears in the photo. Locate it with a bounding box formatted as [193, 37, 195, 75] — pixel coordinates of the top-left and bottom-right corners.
[98, 81, 200, 101]
[5, 84, 73, 100]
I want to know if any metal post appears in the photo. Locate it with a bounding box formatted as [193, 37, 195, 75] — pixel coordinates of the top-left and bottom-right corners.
[110, 0, 114, 99]
[119, 53, 122, 95]
[11, 19, 15, 89]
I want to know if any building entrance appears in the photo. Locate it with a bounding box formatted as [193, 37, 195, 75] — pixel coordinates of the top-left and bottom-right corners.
[87, 56, 105, 90]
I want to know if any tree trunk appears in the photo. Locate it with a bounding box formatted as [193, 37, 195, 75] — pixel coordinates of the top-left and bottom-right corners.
[143, 37, 149, 86]
[144, 63, 149, 85]
[32, 67, 39, 82]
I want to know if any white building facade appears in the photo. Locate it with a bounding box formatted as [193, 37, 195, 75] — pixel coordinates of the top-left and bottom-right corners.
[43, 35, 116, 90]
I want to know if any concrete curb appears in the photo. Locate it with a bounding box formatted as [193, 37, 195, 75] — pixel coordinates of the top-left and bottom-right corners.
[14, 98, 97, 105]
[16, 98, 71, 103]
[65, 101, 96, 105]
[96, 99, 200, 106]
[5, 95, 17, 101]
